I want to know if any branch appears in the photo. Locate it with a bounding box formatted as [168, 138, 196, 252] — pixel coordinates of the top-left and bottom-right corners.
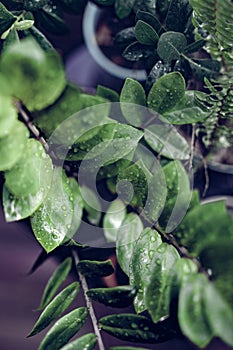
[72, 250, 106, 350]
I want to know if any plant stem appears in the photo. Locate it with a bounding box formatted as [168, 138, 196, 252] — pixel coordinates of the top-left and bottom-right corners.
[72, 250, 106, 350]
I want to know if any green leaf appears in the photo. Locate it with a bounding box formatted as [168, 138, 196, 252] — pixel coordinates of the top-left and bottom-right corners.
[35, 5, 68, 35]
[77, 259, 114, 277]
[0, 120, 28, 171]
[30, 168, 74, 252]
[116, 213, 143, 276]
[178, 274, 213, 348]
[57, 0, 87, 15]
[117, 160, 151, 208]
[130, 228, 162, 313]
[188, 58, 221, 80]
[135, 10, 163, 33]
[99, 314, 174, 343]
[143, 166, 167, 222]
[163, 90, 209, 124]
[123, 41, 154, 61]
[96, 85, 119, 102]
[147, 72, 186, 114]
[120, 78, 147, 127]
[38, 307, 87, 350]
[5, 139, 53, 197]
[2, 27, 19, 51]
[60, 333, 96, 350]
[26, 26, 54, 50]
[28, 282, 79, 336]
[134, 0, 156, 14]
[144, 123, 190, 160]
[0, 2, 16, 37]
[67, 178, 83, 238]
[175, 201, 233, 256]
[103, 199, 126, 243]
[115, 0, 135, 19]
[159, 161, 192, 232]
[114, 27, 136, 49]
[109, 347, 149, 350]
[135, 20, 159, 45]
[203, 282, 233, 347]
[39, 257, 72, 310]
[165, 0, 192, 32]
[87, 286, 137, 308]
[157, 32, 187, 63]
[23, 0, 48, 11]
[14, 19, 34, 30]
[80, 185, 101, 225]
[145, 243, 180, 322]
[0, 38, 66, 111]
[0, 94, 17, 137]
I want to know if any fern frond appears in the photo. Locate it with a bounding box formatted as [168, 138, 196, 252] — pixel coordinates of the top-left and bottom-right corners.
[190, 0, 233, 67]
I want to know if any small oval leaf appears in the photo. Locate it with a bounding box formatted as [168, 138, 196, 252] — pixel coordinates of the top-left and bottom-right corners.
[103, 199, 126, 243]
[60, 333, 96, 350]
[87, 286, 137, 308]
[77, 259, 114, 277]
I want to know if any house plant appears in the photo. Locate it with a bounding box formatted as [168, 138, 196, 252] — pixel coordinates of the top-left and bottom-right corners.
[0, 1, 232, 350]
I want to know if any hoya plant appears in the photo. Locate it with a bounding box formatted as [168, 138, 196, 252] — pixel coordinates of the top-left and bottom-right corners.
[0, 1, 233, 350]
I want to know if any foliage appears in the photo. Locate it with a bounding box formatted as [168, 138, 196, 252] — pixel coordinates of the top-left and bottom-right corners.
[0, 1, 233, 350]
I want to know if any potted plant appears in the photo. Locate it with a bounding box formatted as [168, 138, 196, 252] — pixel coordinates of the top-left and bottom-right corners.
[0, 1, 232, 350]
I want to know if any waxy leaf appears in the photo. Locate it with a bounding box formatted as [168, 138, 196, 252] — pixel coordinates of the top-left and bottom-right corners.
[163, 91, 209, 124]
[77, 259, 114, 277]
[135, 10, 162, 33]
[115, 0, 135, 19]
[60, 333, 96, 350]
[123, 41, 154, 61]
[5, 139, 53, 197]
[31, 168, 74, 252]
[80, 186, 101, 225]
[0, 94, 17, 137]
[97, 85, 119, 102]
[0, 38, 66, 111]
[0, 2, 16, 37]
[145, 243, 180, 322]
[157, 32, 187, 63]
[38, 307, 87, 350]
[178, 274, 213, 348]
[0, 120, 28, 171]
[103, 199, 126, 243]
[120, 78, 147, 126]
[147, 72, 186, 114]
[144, 123, 190, 160]
[110, 347, 149, 350]
[39, 257, 72, 309]
[28, 282, 79, 336]
[165, 0, 192, 32]
[130, 228, 162, 313]
[87, 286, 137, 308]
[99, 314, 174, 343]
[135, 20, 159, 45]
[67, 178, 83, 238]
[116, 213, 143, 276]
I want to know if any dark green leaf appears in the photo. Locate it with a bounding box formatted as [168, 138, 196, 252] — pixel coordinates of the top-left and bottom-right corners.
[163, 90, 209, 124]
[135, 10, 163, 33]
[183, 39, 205, 54]
[178, 274, 213, 348]
[27, 26, 54, 50]
[203, 282, 233, 347]
[159, 161, 192, 232]
[77, 259, 114, 277]
[165, 0, 192, 32]
[30, 168, 74, 252]
[146, 61, 171, 91]
[144, 124, 190, 160]
[110, 347, 149, 350]
[0, 2, 16, 37]
[134, 0, 156, 14]
[97, 85, 119, 102]
[130, 228, 162, 313]
[60, 333, 96, 350]
[120, 78, 147, 126]
[57, 0, 87, 15]
[115, 0, 135, 19]
[35, 5, 68, 35]
[0, 94, 17, 137]
[135, 20, 159, 45]
[28, 282, 79, 336]
[80, 185, 102, 225]
[38, 307, 87, 350]
[188, 58, 221, 80]
[116, 213, 143, 276]
[0, 38, 66, 111]
[157, 32, 187, 63]
[99, 314, 174, 343]
[123, 41, 154, 61]
[145, 243, 180, 322]
[147, 72, 186, 114]
[5, 139, 53, 197]
[39, 257, 72, 310]
[23, 0, 49, 11]
[103, 199, 126, 243]
[87, 286, 137, 308]
[0, 120, 28, 171]
[114, 27, 136, 49]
